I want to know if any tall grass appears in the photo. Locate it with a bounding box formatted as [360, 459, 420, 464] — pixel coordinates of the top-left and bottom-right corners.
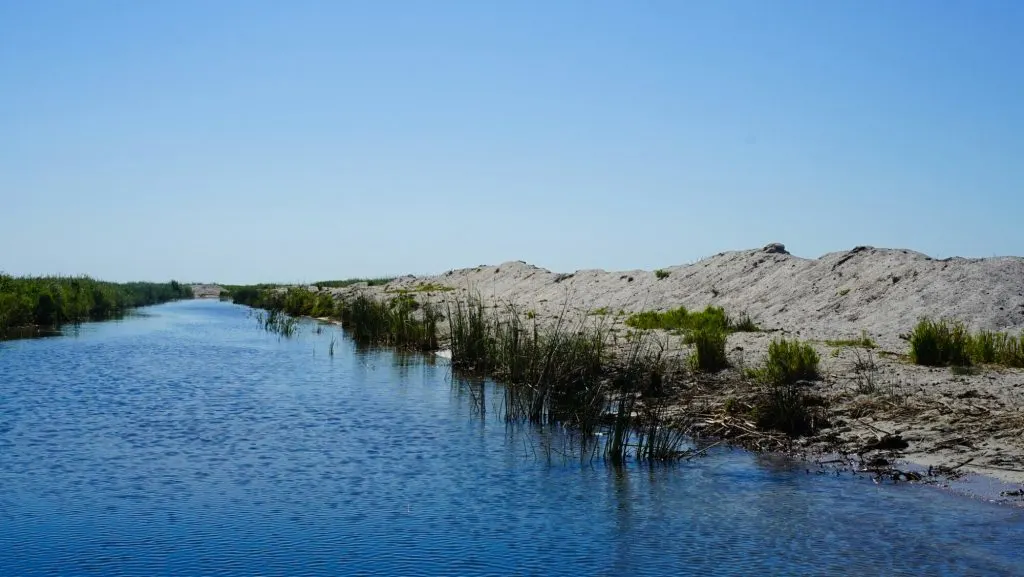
[339, 294, 439, 351]
[909, 317, 1024, 368]
[685, 327, 729, 372]
[752, 383, 821, 437]
[759, 338, 820, 384]
[257, 309, 298, 337]
[743, 337, 823, 437]
[970, 330, 1024, 367]
[909, 318, 972, 366]
[0, 274, 192, 338]
[447, 295, 686, 464]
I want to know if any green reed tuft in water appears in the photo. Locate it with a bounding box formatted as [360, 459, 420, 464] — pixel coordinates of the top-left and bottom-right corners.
[447, 295, 686, 464]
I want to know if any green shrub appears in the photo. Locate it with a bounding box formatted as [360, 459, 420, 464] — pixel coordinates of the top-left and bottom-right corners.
[760, 338, 820, 384]
[909, 318, 971, 366]
[654, 269, 670, 280]
[685, 327, 729, 372]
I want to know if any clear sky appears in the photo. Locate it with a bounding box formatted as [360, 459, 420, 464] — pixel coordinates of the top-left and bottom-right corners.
[1, 1, 1021, 283]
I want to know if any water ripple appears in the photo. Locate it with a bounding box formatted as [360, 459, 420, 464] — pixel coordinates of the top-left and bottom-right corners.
[1, 300, 1022, 576]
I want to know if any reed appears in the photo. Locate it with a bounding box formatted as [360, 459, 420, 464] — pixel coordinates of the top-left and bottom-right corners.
[338, 294, 439, 351]
[909, 318, 972, 367]
[447, 295, 687, 464]
[684, 327, 729, 372]
[970, 329, 1024, 367]
[758, 338, 820, 385]
[257, 309, 298, 337]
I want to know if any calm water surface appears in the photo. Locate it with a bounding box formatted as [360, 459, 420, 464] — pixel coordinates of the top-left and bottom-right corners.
[1, 300, 1022, 576]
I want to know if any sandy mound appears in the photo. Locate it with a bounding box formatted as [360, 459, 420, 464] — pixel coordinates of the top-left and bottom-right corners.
[372, 244, 1024, 347]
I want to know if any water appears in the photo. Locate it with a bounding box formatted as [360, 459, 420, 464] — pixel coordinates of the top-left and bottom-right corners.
[1, 300, 1022, 576]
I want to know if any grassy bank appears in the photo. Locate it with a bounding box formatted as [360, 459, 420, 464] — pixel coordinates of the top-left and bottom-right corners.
[0, 275, 192, 338]
[233, 285, 834, 457]
[232, 286, 440, 350]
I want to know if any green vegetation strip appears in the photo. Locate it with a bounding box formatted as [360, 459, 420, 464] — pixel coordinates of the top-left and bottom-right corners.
[0, 275, 192, 338]
[624, 305, 757, 333]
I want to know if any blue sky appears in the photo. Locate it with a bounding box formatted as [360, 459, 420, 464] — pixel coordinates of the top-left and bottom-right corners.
[1, 1, 1021, 283]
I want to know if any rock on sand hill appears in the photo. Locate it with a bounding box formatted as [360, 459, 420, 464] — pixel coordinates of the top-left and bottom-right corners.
[377, 243, 1024, 348]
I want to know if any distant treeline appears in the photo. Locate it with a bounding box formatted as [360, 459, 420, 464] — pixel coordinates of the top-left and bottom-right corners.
[0, 275, 193, 337]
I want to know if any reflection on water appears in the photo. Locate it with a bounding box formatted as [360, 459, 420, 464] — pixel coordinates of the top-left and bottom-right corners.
[0, 300, 1022, 576]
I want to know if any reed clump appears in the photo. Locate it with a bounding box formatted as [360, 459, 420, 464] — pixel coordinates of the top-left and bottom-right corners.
[909, 317, 1024, 368]
[742, 337, 824, 437]
[448, 296, 687, 464]
[751, 383, 823, 437]
[256, 309, 298, 337]
[909, 318, 972, 367]
[970, 329, 1024, 367]
[756, 338, 821, 385]
[339, 294, 439, 351]
[684, 327, 729, 372]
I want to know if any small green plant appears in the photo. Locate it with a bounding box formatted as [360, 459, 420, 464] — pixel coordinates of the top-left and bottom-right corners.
[759, 338, 820, 384]
[909, 318, 971, 367]
[838, 288, 851, 296]
[654, 269, 670, 280]
[685, 327, 729, 372]
[722, 397, 740, 415]
[730, 312, 759, 332]
[590, 307, 610, 316]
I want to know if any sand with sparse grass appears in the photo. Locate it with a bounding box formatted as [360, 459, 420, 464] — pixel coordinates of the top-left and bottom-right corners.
[304, 244, 1024, 486]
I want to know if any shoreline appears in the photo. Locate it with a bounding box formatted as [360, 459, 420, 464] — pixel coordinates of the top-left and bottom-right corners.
[246, 243, 1024, 494]
[300, 317, 1024, 505]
